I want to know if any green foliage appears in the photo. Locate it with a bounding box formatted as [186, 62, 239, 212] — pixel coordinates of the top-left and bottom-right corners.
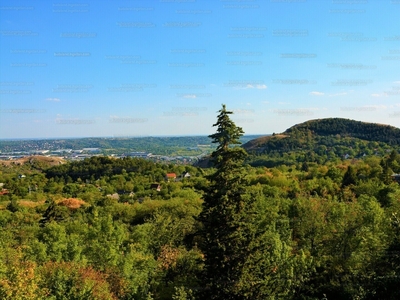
[39, 261, 117, 299]
[342, 165, 357, 187]
[172, 286, 195, 300]
[0, 248, 45, 300]
[244, 119, 400, 169]
[198, 105, 296, 299]
[286, 118, 400, 145]
[1, 117, 400, 299]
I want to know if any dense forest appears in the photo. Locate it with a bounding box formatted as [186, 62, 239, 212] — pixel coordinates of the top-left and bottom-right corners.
[286, 118, 400, 145]
[241, 118, 400, 168]
[1, 110, 400, 299]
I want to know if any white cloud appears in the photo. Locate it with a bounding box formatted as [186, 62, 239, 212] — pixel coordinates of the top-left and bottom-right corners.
[310, 91, 347, 97]
[310, 91, 324, 96]
[371, 93, 388, 98]
[183, 94, 197, 99]
[244, 84, 267, 89]
[365, 105, 387, 109]
[46, 97, 61, 102]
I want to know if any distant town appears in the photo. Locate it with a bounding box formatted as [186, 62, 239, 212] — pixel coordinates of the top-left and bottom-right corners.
[0, 148, 209, 164]
[0, 135, 265, 164]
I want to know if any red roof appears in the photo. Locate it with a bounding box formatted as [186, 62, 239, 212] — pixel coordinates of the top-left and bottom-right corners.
[166, 173, 176, 177]
[0, 189, 9, 195]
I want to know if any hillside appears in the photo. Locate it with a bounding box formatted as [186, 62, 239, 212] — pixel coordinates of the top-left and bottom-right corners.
[0, 155, 65, 169]
[243, 118, 400, 153]
[285, 118, 400, 144]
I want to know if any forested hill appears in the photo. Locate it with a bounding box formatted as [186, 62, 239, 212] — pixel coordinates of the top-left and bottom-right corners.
[243, 118, 400, 153]
[285, 118, 400, 144]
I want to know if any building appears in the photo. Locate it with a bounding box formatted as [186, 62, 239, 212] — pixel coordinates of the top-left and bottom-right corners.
[0, 189, 9, 195]
[165, 173, 177, 182]
[392, 174, 400, 184]
[181, 172, 191, 179]
[29, 150, 50, 155]
[127, 152, 152, 158]
[150, 183, 161, 191]
[51, 149, 72, 154]
[82, 148, 101, 152]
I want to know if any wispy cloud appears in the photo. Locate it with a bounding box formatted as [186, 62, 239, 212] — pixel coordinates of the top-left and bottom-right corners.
[243, 84, 267, 89]
[252, 84, 267, 89]
[182, 94, 197, 99]
[46, 97, 61, 102]
[309, 91, 348, 97]
[310, 91, 324, 96]
[366, 105, 387, 109]
[371, 93, 388, 98]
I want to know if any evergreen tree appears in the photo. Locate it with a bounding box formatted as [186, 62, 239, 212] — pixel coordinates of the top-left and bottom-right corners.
[198, 104, 248, 299]
[198, 105, 293, 299]
[342, 165, 357, 188]
[380, 160, 394, 185]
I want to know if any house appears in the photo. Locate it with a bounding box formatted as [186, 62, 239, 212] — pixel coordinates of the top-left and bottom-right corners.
[181, 172, 191, 179]
[0, 184, 9, 195]
[0, 189, 9, 195]
[392, 174, 400, 184]
[165, 173, 177, 181]
[150, 183, 161, 191]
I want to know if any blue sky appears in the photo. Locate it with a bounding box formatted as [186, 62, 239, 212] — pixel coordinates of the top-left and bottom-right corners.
[0, 0, 399, 139]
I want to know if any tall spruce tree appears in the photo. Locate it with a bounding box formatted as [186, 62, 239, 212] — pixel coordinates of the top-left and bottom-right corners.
[198, 104, 248, 299]
[198, 105, 295, 299]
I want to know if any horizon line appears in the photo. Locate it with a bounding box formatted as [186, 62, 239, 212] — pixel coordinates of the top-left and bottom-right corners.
[0, 133, 270, 142]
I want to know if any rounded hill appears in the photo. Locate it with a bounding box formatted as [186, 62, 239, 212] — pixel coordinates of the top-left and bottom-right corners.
[243, 118, 400, 154]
